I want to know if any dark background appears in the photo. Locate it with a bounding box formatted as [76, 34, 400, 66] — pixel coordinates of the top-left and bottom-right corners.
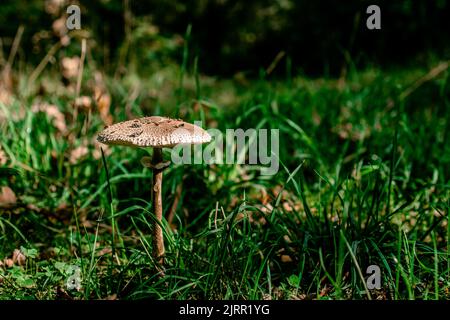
[1, 0, 449, 77]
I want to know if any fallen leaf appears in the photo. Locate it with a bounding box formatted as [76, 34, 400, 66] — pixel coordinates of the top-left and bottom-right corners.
[320, 284, 331, 297]
[32, 103, 67, 133]
[0, 146, 8, 165]
[69, 145, 89, 164]
[75, 95, 92, 110]
[4, 258, 14, 268]
[96, 247, 112, 257]
[60, 35, 70, 47]
[1, 65, 14, 92]
[93, 72, 113, 125]
[61, 57, 80, 80]
[0, 186, 17, 208]
[0, 88, 12, 106]
[0, 66, 13, 106]
[12, 249, 26, 266]
[94, 87, 112, 125]
[45, 0, 65, 15]
[262, 293, 271, 300]
[52, 16, 67, 38]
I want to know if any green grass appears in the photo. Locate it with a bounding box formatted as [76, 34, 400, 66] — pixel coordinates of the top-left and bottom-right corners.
[0, 58, 449, 300]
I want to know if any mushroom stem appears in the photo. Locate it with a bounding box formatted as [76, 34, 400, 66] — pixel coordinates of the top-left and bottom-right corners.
[151, 147, 165, 266]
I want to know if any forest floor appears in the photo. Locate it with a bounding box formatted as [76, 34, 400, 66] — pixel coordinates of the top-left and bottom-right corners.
[0, 55, 449, 299]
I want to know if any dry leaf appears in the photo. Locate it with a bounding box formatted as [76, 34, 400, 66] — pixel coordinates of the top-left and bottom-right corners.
[94, 87, 112, 125]
[1, 65, 14, 92]
[0, 66, 14, 105]
[96, 247, 112, 257]
[60, 35, 70, 47]
[75, 95, 92, 110]
[333, 122, 371, 141]
[0, 186, 17, 208]
[0, 89, 12, 106]
[69, 145, 88, 164]
[52, 16, 67, 38]
[0, 146, 8, 165]
[4, 258, 14, 268]
[12, 249, 26, 266]
[45, 0, 65, 15]
[93, 72, 113, 125]
[32, 103, 67, 133]
[61, 57, 80, 80]
[320, 284, 331, 297]
[262, 293, 272, 300]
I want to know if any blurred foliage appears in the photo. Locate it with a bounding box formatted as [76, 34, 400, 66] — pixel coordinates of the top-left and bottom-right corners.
[1, 0, 449, 77]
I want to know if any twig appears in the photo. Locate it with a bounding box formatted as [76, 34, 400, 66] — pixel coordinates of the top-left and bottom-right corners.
[1, 26, 24, 91]
[399, 61, 450, 101]
[27, 41, 62, 88]
[6, 25, 24, 68]
[76, 38, 87, 97]
[266, 51, 286, 75]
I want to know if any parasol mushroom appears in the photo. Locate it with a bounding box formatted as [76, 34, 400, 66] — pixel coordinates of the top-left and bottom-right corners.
[97, 116, 211, 268]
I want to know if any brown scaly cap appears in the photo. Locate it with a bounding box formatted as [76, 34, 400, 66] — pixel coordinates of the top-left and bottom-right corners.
[97, 116, 211, 148]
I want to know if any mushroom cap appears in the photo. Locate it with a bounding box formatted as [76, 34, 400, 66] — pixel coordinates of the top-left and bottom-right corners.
[97, 116, 211, 148]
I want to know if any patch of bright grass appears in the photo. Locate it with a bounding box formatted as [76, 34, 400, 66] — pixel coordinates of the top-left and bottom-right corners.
[0, 62, 449, 300]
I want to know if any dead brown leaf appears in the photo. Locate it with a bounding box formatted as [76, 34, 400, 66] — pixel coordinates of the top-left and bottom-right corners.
[4, 258, 14, 268]
[96, 247, 112, 257]
[1, 248, 26, 268]
[0, 186, 17, 208]
[61, 57, 80, 80]
[75, 95, 92, 110]
[32, 103, 67, 133]
[0, 146, 8, 165]
[94, 87, 112, 125]
[1, 65, 13, 90]
[45, 0, 65, 16]
[0, 66, 14, 106]
[52, 16, 67, 38]
[319, 284, 331, 297]
[262, 293, 272, 300]
[60, 35, 70, 46]
[12, 249, 26, 266]
[0, 88, 12, 106]
[69, 145, 89, 164]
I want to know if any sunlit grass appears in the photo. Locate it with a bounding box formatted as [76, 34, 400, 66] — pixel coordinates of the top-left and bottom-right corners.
[0, 60, 449, 299]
